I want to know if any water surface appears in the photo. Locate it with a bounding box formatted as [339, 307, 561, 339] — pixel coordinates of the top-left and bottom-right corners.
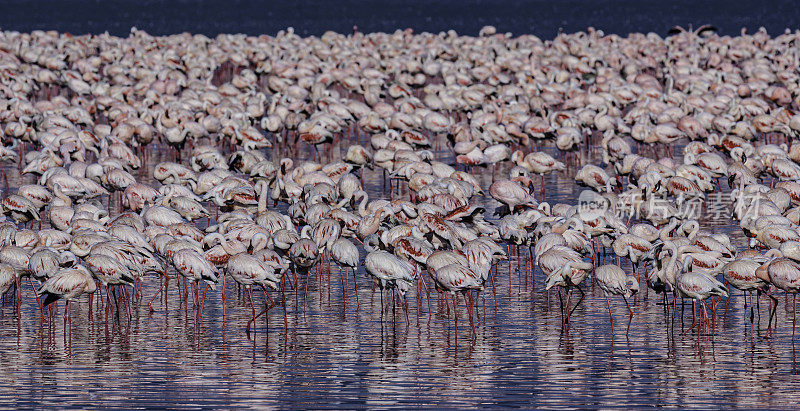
[2, 0, 799, 38]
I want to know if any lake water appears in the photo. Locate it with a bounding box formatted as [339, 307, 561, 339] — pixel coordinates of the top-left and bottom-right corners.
[2, 0, 799, 39]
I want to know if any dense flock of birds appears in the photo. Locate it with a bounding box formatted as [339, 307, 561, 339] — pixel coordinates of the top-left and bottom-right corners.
[1, 25, 800, 342]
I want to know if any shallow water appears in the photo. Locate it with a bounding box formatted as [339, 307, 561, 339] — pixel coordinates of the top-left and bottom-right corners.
[0, 127, 799, 408]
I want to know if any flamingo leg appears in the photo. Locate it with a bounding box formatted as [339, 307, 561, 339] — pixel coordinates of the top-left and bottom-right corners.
[453, 293, 458, 349]
[568, 286, 585, 318]
[391, 288, 397, 327]
[379, 288, 384, 329]
[556, 288, 565, 324]
[122, 286, 132, 320]
[15, 275, 21, 314]
[63, 301, 69, 334]
[403, 292, 409, 325]
[193, 281, 200, 314]
[29, 277, 42, 312]
[263, 287, 273, 307]
[566, 288, 572, 327]
[467, 291, 476, 338]
[540, 174, 545, 201]
[199, 284, 210, 319]
[339, 266, 346, 307]
[489, 267, 498, 308]
[701, 300, 710, 332]
[277, 276, 288, 334]
[767, 292, 779, 332]
[420, 274, 432, 314]
[147, 275, 166, 313]
[683, 300, 698, 335]
[351, 267, 359, 308]
[303, 270, 310, 311]
[622, 295, 634, 316]
[443, 290, 450, 321]
[245, 286, 257, 335]
[247, 293, 276, 335]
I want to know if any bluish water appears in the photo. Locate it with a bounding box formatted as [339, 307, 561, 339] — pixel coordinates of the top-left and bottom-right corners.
[1, 0, 799, 38]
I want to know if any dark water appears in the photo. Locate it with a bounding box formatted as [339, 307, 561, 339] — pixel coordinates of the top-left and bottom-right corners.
[2, 0, 799, 38]
[0, 133, 799, 408]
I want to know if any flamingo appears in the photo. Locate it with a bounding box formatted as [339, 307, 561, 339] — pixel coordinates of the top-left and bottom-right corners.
[611, 233, 653, 278]
[595, 264, 638, 333]
[0, 263, 14, 300]
[289, 236, 320, 271]
[38, 266, 97, 327]
[429, 263, 482, 340]
[226, 252, 281, 334]
[171, 249, 219, 318]
[575, 165, 618, 193]
[199, 232, 247, 314]
[364, 235, 414, 323]
[330, 237, 359, 302]
[721, 257, 770, 323]
[540, 246, 593, 324]
[0, 245, 31, 309]
[756, 257, 800, 336]
[84, 253, 136, 316]
[489, 179, 537, 214]
[512, 150, 565, 199]
[2, 194, 40, 225]
[676, 256, 729, 333]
